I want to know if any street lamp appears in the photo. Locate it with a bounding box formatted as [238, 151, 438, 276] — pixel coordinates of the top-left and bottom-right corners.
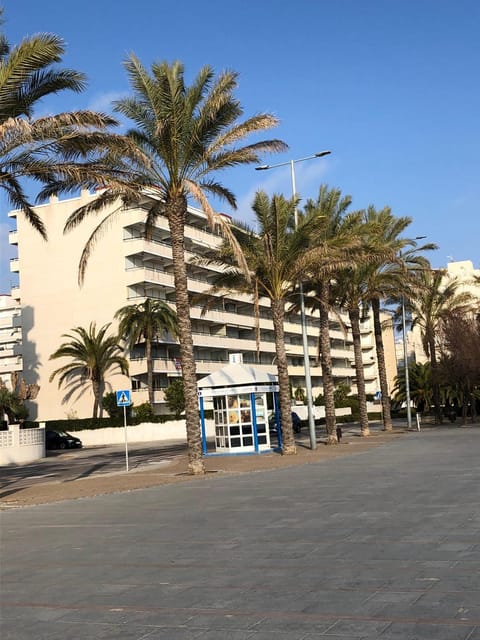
[256, 150, 331, 450]
[401, 235, 426, 430]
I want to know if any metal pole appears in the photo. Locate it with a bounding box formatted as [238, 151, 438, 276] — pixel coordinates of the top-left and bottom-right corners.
[123, 405, 129, 471]
[402, 296, 412, 430]
[290, 161, 316, 450]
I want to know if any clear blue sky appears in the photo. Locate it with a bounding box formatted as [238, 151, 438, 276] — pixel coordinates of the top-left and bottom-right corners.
[1, 0, 479, 292]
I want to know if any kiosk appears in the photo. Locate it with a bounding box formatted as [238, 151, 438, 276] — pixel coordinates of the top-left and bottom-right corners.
[198, 363, 279, 455]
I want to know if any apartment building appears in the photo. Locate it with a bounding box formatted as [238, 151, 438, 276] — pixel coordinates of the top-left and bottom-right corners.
[0, 294, 22, 389]
[411, 260, 480, 365]
[8, 190, 392, 421]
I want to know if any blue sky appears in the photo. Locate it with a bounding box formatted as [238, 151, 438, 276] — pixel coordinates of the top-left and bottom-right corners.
[1, 0, 479, 292]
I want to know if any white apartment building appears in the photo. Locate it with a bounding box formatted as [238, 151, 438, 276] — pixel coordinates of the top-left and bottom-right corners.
[8, 190, 393, 421]
[411, 260, 480, 365]
[0, 294, 23, 389]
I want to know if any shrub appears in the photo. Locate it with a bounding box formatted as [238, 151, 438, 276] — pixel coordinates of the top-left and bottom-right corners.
[132, 402, 156, 422]
[164, 379, 185, 418]
[102, 391, 133, 420]
[314, 393, 325, 406]
[294, 387, 306, 403]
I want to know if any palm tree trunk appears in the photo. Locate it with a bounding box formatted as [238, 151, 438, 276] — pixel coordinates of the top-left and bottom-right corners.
[168, 196, 205, 474]
[98, 381, 106, 418]
[145, 333, 154, 407]
[254, 279, 260, 364]
[318, 280, 337, 444]
[429, 337, 442, 424]
[371, 298, 393, 431]
[349, 307, 370, 436]
[271, 298, 296, 454]
[92, 379, 100, 419]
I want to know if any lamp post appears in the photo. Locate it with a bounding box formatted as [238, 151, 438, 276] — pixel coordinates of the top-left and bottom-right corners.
[401, 235, 426, 430]
[401, 294, 412, 430]
[256, 151, 331, 450]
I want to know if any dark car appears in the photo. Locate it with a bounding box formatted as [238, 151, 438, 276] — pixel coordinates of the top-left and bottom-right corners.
[269, 411, 302, 434]
[45, 430, 82, 450]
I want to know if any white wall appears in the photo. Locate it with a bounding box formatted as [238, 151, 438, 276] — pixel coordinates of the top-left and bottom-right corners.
[74, 419, 216, 447]
[0, 425, 45, 465]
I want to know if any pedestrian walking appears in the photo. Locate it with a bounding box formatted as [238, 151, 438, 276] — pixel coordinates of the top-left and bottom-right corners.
[336, 425, 343, 442]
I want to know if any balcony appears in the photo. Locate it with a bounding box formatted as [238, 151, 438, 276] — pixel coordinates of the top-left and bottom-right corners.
[0, 329, 21, 344]
[131, 388, 166, 405]
[0, 314, 21, 329]
[126, 267, 215, 295]
[0, 355, 23, 372]
[10, 258, 19, 273]
[8, 229, 18, 245]
[126, 267, 175, 290]
[129, 357, 180, 376]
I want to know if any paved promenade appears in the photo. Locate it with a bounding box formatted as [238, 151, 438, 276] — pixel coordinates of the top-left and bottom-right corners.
[1, 427, 480, 639]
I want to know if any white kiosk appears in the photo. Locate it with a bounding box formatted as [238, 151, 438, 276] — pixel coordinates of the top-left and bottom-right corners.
[198, 363, 279, 456]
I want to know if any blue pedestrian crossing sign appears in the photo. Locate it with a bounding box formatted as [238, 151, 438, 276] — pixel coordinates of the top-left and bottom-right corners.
[116, 389, 132, 407]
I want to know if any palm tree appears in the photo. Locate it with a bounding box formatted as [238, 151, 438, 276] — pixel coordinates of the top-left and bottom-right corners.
[360, 206, 434, 431]
[49, 322, 129, 419]
[0, 14, 139, 237]
[300, 185, 357, 444]
[406, 269, 472, 422]
[65, 59, 286, 474]
[333, 264, 372, 437]
[203, 192, 321, 454]
[392, 361, 432, 415]
[0, 383, 25, 424]
[115, 298, 178, 407]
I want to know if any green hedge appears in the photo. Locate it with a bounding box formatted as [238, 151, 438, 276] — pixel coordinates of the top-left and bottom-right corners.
[43, 409, 214, 432]
[46, 415, 169, 432]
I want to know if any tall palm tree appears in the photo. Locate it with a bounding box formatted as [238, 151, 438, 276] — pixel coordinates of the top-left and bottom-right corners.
[300, 185, 357, 444]
[0, 15, 139, 237]
[65, 59, 286, 474]
[202, 192, 322, 454]
[360, 206, 434, 431]
[333, 263, 372, 437]
[115, 298, 178, 407]
[49, 322, 129, 419]
[405, 268, 472, 422]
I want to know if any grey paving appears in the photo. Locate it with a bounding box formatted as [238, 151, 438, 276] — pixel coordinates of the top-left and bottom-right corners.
[1, 428, 480, 639]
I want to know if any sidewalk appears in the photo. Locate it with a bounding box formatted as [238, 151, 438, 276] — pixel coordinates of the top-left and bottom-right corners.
[3, 425, 480, 640]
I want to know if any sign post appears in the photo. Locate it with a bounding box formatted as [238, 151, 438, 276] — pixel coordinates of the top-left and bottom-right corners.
[116, 390, 132, 471]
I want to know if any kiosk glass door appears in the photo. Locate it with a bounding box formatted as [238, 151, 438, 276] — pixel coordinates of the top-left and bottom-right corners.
[213, 393, 271, 453]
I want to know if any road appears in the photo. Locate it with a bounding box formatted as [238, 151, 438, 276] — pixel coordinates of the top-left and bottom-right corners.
[0, 421, 389, 495]
[0, 441, 188, 494]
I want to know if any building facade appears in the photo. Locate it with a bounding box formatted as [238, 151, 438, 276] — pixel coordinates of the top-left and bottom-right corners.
[411, 260, 480, 365]
[8, 190, 394, 421]
[0, 294, 22, 389]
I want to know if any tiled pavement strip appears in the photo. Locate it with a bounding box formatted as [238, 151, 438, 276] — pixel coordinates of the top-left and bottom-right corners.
[1, 426, 479, 639]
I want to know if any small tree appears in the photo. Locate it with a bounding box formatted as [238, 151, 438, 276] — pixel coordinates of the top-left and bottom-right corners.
[103, 391, 133, 420]
[0, 384, 27, 424]
[133, 402, 156, 422]
[334, 383, 351, 405]
[164, 379, 185, 419]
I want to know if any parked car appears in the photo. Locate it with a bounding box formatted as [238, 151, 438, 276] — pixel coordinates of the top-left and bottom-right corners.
[269, 411, 302, 434]
[45, 430, 82, 450]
